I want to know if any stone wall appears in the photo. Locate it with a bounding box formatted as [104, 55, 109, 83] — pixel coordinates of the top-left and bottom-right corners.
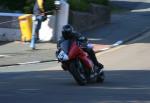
[69, 4, 111, 32]
[0, 13, 22, 41]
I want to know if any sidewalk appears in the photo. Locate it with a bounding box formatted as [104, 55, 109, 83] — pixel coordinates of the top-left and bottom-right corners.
[0, 42, 57, 66]
[1, 1, 150, 67]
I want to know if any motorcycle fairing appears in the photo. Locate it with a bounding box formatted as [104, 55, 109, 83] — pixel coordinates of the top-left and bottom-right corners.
[68, 41, 93, 69]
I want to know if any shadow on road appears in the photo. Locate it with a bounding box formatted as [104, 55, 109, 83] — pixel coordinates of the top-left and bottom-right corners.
[0, 41, 12, 46]
[0, 70, 150, 103]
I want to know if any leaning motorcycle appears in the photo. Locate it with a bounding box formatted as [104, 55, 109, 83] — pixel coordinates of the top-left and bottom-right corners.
[56, 39, 105, 85]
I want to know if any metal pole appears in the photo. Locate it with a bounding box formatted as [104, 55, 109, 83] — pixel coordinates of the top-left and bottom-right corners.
[53, 0, 61, 42]
[54, 10, 60, 42]
[53, 0, 69, 42]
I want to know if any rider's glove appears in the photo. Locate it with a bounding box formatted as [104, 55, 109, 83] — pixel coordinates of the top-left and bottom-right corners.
[77, 36, 88, 48]
[78, 36, 87, 42]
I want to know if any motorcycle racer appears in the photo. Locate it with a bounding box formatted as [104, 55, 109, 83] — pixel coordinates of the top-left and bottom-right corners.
[58, 24, 104, 72]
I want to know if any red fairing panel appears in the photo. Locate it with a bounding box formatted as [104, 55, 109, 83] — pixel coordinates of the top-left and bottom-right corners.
[69, 41, 93, 69]
[68, 41, 80, 59]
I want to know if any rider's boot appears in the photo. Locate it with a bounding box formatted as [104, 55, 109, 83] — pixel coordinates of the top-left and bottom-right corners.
[96, 63, 104, 74]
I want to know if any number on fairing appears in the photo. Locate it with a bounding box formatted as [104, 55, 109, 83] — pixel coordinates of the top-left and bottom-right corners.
[57, 50, 69, 61]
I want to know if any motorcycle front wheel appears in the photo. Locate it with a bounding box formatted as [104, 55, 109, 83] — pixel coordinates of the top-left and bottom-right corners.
[69, 60, 87, 86]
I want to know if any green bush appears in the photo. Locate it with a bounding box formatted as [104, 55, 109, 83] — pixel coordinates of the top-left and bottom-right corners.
[0, 0, 55, 13]
[0, 0, 26, 12]
[23, 0, 35, 14]
[68, 0, 90, 12]
[23, 0, 55, 14]
[89, 0, 109, 6]
[0, 0, 109, 13]
[68, 0, 109, 12]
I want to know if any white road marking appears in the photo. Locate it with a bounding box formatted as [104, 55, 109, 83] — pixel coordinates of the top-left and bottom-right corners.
[0, 55, 10, 58]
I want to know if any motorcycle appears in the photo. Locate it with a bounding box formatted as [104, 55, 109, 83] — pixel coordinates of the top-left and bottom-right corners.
[56, 39, 105, 85]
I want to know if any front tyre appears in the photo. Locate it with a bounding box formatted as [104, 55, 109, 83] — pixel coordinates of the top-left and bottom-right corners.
[69, 60, 87, 86]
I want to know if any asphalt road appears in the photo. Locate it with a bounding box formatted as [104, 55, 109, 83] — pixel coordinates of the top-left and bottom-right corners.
[110, 0, 150, 12]
[0, 31, 150, 103]
[1, 1, 150, 102]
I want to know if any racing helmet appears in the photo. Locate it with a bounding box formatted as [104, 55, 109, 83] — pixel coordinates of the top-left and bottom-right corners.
[62, 24, 74, 39]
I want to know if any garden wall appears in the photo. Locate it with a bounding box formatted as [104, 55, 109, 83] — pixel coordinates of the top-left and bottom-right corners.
[0, 13, 21, 41]
[69, 4, 111, 32]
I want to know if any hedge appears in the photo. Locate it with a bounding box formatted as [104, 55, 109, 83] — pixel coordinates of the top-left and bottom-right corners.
[68, 0, 109, 12]
[0, 0, 109, 13]
[0, 0, 55, 13]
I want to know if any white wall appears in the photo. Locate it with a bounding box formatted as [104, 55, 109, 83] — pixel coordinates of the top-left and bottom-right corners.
[0, 13, 22, 41]
[39, 15, 55, 42]
[0, 28, 21, 41]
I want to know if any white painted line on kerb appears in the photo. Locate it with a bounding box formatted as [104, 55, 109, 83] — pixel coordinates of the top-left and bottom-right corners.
[18, 61, 40, 65]
[131, 8, 150, 12]
[112, 40, 123, 47]
[0, 55, 10, 58]
[100, 47, 110, 51]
